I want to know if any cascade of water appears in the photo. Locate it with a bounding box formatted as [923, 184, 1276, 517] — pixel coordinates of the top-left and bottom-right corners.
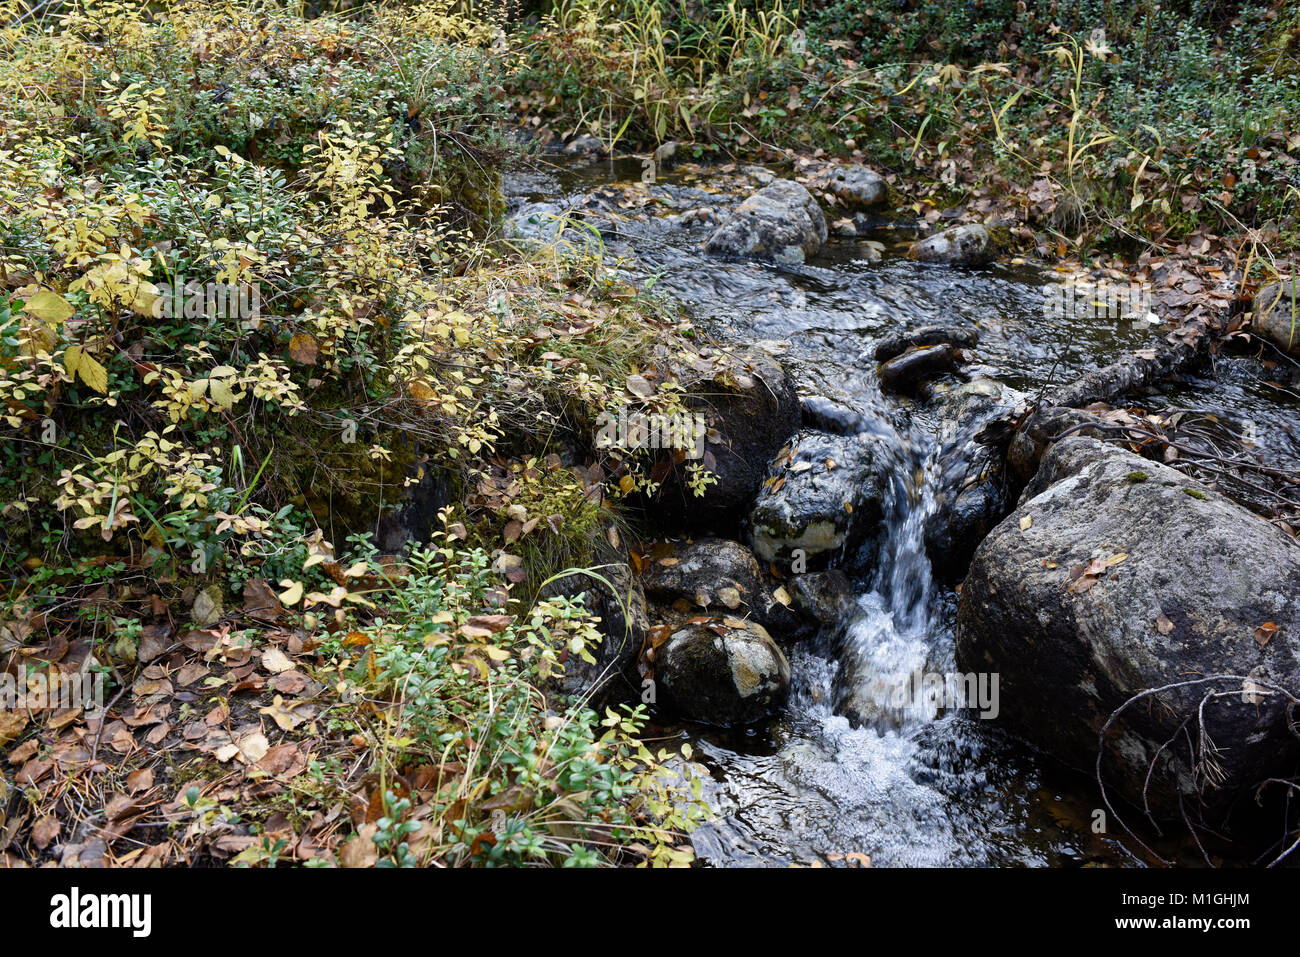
[837, 427, 947, 728]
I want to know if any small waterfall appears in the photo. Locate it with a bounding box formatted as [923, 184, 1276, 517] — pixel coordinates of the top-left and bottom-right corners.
[837, 429, 947, 728]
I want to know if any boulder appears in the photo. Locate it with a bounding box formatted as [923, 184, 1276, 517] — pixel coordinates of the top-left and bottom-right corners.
[1252, 279, 1300, 356]
[956, 436, 1300, 825]
[746, 430, 890, 569]
[562, 133, 607, 157]
[923, 382, 1017, 578]
[703, 179, 827, 264]
[788, 569, 857, 626]
[1006, 405, 1109, 484]
[908, 224, 994, 265]
[654, 349, 801, 526]
[655, 617, 791, 726]
[543, 558, 648, 707]
[641, 538, 794, 631]
[824, 165, 888, 209]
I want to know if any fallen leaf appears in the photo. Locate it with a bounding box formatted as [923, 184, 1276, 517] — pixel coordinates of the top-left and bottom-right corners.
[1255, 622, 1279, 647]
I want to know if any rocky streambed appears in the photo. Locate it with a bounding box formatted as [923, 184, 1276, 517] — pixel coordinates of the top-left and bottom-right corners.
[505, 153, 1300, 866]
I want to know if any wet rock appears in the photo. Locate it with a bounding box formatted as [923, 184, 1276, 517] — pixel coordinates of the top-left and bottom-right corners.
[703, 179, 827, 264]
[1006, 406, 1109, 484]
[788, 569, 857, 626]
[656, 349, 801, 525]
[746, 430, 890, 568]
[642, 538, 793, 630]
[924, 382, 1018, 579]
[543, 557, 647, 707]
[908, 224, 994, 265]
[878, 343, 958, 393]
[956, 436, 1300, 825]
[373, 464, 450, 552]
[1252, 279, 1300, 356]
[824, 165, 888, 209]
[874, 323, 980, 362]
[665, 207, 717, 228]
[800, 395, 875, 435]
[562, 133, 607, 157]
[655, 618, 791, 726]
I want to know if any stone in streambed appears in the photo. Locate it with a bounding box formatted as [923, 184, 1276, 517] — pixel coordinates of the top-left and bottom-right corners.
[703, 180, 827, 264]
[878, 343, 958, 392]
[655, 618, 791, 726]
[908, 224, 994, 265]
[874, 323, 980, 362]
[746, 430, 891, 568]
[641, 538, 795, 632]
[823, 165, 888, 210]
[956, 436, 1300, 827]
[1252, 279, 1300, 356]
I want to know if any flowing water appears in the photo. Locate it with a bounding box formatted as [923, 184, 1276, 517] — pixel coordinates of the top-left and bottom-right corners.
[505, 155, 1300, 867]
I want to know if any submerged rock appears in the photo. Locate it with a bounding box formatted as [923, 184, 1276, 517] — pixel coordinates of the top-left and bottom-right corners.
[824, 165, 888, 209]
[655, 617, 791, 726]
[908, 224, 994, 265]
[703, 179, 827, 264]
[956, 436, 1300, 825]
[746, 430, 890, 568]
[1252, 279, 1300, 356]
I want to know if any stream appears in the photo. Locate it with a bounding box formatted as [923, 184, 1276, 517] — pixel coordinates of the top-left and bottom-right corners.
[505, 155, 1300, 867]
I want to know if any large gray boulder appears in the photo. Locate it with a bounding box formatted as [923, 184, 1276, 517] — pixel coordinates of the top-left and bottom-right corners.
[1253, 279, 1300, 356]
[703, 180, 827, 263]
[655, 617, 791, 726]
[745, 430, 891, 569]
[956, 436, 1300, 827]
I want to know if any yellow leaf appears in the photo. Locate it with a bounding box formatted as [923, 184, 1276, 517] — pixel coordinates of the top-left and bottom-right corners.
[278, 580, 304, 606]
[1019, 515, 1033, 531]
[77, 352, 108, 394]
[209, 379, 234, 409]
[23, 291, 74, 324]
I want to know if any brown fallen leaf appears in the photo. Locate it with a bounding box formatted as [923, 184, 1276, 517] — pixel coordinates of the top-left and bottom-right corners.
[126, 767, 155, 794]
[1255, 622, 1279, 647]
[31, 815, 59, 850]
[1156, 614, 1174, 635]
